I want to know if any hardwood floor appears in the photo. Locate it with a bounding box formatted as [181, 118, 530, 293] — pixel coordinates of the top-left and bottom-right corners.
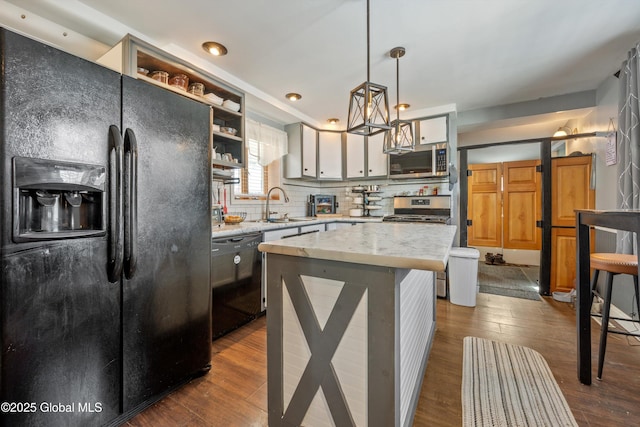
[127, 294, 640, 426]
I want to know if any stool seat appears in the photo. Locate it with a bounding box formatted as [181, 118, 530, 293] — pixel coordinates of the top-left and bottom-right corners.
[590, 253, 638, 275]
[590, 252, 640, 380]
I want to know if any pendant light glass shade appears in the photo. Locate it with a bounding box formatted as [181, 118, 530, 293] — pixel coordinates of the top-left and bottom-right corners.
[347, 0, 390, 136]
[384, 47, 414, 154]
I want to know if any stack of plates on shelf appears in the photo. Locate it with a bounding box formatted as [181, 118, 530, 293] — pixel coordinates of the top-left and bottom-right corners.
[368, 196, 382, 201]
[204, 93, 224, 105]
[212, 167, 233, 176]
[367, 205, 382, 210]
[222, 99, 240, 111]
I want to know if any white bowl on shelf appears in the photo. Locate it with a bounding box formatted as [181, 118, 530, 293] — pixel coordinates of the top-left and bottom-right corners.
[349, 208, 363, 217]
[222, 99, 240, 112]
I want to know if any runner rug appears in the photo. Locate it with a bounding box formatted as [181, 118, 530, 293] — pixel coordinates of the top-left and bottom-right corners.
[462, 337, 578, 427]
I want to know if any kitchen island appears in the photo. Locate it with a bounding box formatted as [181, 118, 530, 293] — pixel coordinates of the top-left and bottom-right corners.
[259, 222, 456, 427]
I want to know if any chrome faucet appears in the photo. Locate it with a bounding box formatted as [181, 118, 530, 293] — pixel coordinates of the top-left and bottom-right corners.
[265, 186, 290, 222]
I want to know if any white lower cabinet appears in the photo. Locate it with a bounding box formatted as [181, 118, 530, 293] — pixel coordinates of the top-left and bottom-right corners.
[262, 224, 326, 309]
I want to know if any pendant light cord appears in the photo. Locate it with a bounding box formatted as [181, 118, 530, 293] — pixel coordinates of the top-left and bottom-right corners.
[396, 54, 400, 124]
[366, 0, 370, 82]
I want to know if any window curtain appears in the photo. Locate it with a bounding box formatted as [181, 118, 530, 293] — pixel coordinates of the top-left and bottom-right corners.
[617, 41, 640, 254]
[246, 119, 288, 166]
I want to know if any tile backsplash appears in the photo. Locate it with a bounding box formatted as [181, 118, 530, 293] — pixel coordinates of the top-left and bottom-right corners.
[214, 178, 451, 222]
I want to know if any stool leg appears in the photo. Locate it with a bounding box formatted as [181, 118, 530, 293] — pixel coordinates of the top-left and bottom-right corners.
[634, 275, 640, 320]
[597, 272, 614, 380]
[590, 269, 601, 308]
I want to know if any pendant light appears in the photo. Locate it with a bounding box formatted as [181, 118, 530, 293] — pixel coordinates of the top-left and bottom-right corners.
[347, 0, 390, 136]
[384, 47, 414, 154]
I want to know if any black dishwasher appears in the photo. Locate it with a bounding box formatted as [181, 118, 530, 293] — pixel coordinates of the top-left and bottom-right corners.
[211, 232, 263, 340]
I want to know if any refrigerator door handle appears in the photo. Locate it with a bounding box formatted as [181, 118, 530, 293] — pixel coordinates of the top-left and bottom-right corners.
[108, 125, 124, 282]
[124, 128, 138, 279]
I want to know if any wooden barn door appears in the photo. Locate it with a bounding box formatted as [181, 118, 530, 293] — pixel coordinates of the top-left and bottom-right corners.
[467, 163, 503, 248]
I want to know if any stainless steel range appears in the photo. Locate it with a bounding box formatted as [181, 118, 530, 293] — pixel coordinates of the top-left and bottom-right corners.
[383, 195, 452, 297]
[383, 195, 451, 224]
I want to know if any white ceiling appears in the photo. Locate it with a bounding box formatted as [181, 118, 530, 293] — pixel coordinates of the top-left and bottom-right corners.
[6, 0, 640, 132]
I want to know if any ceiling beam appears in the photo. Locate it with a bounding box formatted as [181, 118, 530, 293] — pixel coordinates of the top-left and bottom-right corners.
[458, 90, 597, 130]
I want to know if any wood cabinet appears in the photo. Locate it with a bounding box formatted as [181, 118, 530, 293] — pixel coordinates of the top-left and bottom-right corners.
[318, 131, 343, 179]
[550, 155, 595, 293]
[98, 34, 245, 169]
[552, 155, 595, 227]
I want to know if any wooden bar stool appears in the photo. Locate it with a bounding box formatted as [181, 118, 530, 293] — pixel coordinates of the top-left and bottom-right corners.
[590, 253, 640, 380]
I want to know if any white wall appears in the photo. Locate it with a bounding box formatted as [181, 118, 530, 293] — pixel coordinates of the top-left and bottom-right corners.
[569, 75, 619, 210]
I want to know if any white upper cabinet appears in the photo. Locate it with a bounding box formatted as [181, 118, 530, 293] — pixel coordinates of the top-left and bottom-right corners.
[346, 133, 366, 178]
[302, 125, 317, 178]
[417, 115, 448, 146]
[346, 132, 387, 179]
[285, 123, 317, 179]
[366, 132, 388, 177]
[318, 131, 343, 180]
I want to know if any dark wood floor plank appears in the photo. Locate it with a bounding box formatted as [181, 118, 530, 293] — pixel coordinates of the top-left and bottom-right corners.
[129, 293, 640, 426]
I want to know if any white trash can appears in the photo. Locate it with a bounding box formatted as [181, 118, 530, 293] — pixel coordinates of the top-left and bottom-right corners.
[448, 247, 480, 307]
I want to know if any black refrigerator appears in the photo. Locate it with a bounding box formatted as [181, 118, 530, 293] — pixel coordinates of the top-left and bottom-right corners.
[0, 28, 212, 426]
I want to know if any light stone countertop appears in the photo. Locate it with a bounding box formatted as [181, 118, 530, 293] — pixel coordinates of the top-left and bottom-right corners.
[212, 216, 382, 238]
[258, 222, 457, 272]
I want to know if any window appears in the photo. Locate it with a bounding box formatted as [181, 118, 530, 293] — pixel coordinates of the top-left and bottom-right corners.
[233, 119, 288, 199]
[234, 138, 269, 196]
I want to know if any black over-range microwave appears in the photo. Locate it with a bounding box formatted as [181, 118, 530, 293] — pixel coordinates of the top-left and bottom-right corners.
[389, 142, 449, 179]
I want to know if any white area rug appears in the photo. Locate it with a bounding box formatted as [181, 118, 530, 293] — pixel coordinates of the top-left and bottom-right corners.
[462, 337, 578, 427]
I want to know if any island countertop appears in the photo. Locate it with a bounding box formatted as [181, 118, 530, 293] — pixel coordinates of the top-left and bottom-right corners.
[258, 222, 457, 272]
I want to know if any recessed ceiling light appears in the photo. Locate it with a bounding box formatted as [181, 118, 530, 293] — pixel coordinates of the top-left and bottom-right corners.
[394, 103, 410, 111]
[202, 41, 228, 56]
[327, 118, 340, 125]
[286, 93, 302, 101]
